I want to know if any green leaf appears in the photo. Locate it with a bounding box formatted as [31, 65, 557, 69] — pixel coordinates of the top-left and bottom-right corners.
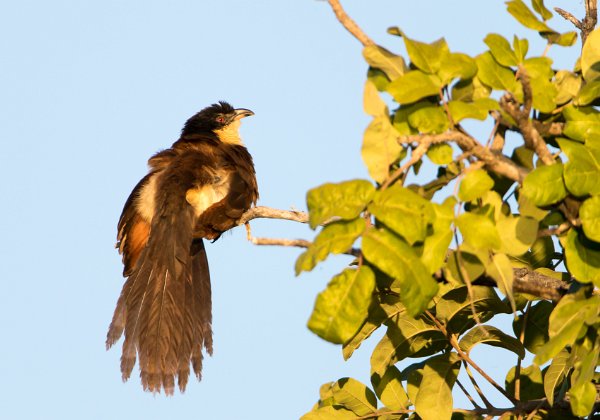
[300, 406, 357, 420]
[422, 230, 453, 275]
[436, 286, 510, 334]
[407, 105, 449, 134]
[532, 0, 553, 20]
[564, 229, 600, 287]
[513, 300, 552, 354]
[362, 115, 403, 183]
[371, 366, 409, 411]
[296, 219, 366, 274]
[369, 185, 435, 244]
[363, 45, 407, 81]
[497, 215, 538, 257]
[505, 364, 544, 401]
[367, 67, 390, 92]
[362, 228, 438, 316]
[554, 70, 582, 105]
[414, 353, 461, 420]
[569, 381, 597, 417]
[363, 80, 387, 117]
[487, 253, 516, 312]
[458, 169, 495, 201]
[307, 180, 375, 229]
[562, 105, 600, 139]
[402, 35, 450, 74]
[387, 70, 441, 104]
[451, 77, 491, 101]
[580, 195, 600, 242]
[343, 297, 400, 361]
[581, 27, 600, 82]
[559, 139, 600, 196]
[426, 143, 454, 165]
[476, 52, 517, 92]
[520, 163, 568, 206]
[506, 0, 552, 32]
[513, 36, 529, 63]
[534, 293, 600, 364]
[547, 31, 578, 47]
[448, 100, 488, 122]
[332, 377, 378, 416]
[370, 314, 447, 375]
[544, 349, 571, 406]
[459, 325, 525, 358]
[437, 53, 477, 85]
[456, 212, 501, 251]
[484, 33, 518, 67]
[576, 79, 600, 106]
[307, 267, 376, 344]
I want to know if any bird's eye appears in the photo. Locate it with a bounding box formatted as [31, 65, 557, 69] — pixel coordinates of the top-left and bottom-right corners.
[216, 116, 225, 123]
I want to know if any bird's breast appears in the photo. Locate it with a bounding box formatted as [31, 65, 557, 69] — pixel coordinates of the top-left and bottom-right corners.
[185, 171, 232, 217]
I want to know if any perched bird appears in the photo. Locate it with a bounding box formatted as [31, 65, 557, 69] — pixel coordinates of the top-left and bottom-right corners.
[106, 101, 258, 394]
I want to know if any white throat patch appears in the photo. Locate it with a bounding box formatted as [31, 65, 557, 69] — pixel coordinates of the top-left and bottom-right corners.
[214, 119, 243, 145]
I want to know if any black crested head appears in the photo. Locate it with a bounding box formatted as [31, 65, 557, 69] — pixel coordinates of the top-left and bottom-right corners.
[181, 101, 253, 136]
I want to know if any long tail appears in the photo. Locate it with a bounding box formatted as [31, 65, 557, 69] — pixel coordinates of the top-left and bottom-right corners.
[106, 211, 212, 394]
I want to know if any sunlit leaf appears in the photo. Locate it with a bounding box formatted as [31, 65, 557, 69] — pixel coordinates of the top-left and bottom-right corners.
[558, 138, 600, 196]
[296, 219, 366, 274]
[331, 377, 378, 416]
[476, 52, 517, 92]
[513, 35, 529, 63]
[300, 406, 357, 420]
[458, 169, 495, 201]
[307, 267, 375, 344]
[407, 105, 449, 134]
[369, 185, 435, 244]
[569, 381, 597, 417]
[544, 349, 571, 406]
[307, 180, 375, 228]
[520, 163, 567, 206]
[363, 228, 438, 315]
[437, 52, 477, 84]
[402, 34, 450, 74]
[371, 366, 409, 411]
[564, 229, 600, 287]
[484, 33, 518, 67]
[487, 253, 516, 312]
[554, 70, 582, 105]
[362, 115, 403, 183]
[497, 215, 538, 257]
[387, 70, 441, 104]
[581, 27, 600, 82]
[456, 212, 501, 251]
[363, 79, 387, 117]
[575, 79, 600, 106]
[532, 0, 553, 20]
[426, 143, 454, 165]
[506, 0, 552, 32]
[579, 195, 600, 242]
[363, 45, 407, 81]
[448, 100, 488, 122]
[414, 353, 461, 420]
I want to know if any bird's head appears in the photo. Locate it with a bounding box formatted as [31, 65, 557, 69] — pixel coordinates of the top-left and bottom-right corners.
[181, 101, 254, 144]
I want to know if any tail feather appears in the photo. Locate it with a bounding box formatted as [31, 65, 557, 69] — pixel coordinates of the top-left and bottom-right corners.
[106, 209, 213, 394]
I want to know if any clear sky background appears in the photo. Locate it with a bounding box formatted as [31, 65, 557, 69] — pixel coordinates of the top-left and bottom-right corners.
[0, 1, 580, 419]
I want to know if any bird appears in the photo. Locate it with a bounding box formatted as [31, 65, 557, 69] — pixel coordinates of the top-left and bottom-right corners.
[106, 101, 258, 394]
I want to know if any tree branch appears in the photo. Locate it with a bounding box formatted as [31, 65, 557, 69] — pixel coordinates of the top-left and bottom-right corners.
[326, 0, 374, 46]
[398, 131, 528, 183]
[555, 0, 597, 45]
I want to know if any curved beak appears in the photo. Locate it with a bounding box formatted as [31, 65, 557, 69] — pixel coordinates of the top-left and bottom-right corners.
[234, 108, 254, 120]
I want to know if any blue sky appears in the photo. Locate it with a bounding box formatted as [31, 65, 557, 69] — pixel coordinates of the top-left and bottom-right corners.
[0, 1, 580, 419]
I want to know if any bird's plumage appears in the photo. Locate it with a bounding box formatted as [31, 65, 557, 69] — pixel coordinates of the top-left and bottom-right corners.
[107, 102, 258, 394]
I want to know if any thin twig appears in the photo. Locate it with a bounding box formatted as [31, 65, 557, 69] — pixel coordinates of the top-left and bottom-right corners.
[515, 301, 532, 402]
[456, 378, 482, 409]
[326, 0, 374, 46]
[249, 236, 361, 257]
[381, 141, 430, 190]
[463, 361, 494, 409]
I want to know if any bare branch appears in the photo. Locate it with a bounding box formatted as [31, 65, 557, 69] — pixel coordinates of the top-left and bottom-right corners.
[398, 131, 528, 183]
[381, 140, 430, 190]
[250, 236, 361, 257]
[239, 206, 309, 225]
[326, 0, 374, 46]
[555, 0, 597, 45]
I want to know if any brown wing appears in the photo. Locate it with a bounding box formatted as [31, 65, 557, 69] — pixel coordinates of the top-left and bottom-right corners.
[116, 174, 154, 277]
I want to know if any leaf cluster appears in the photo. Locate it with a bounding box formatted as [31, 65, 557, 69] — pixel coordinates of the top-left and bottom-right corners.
[299, 1, 600, 418]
